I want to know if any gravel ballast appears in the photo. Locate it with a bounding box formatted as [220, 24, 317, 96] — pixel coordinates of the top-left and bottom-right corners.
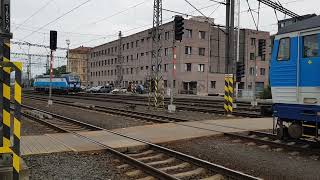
[24, 95, 230, 121]
[21, 116, 56, 136]
[24, 152, 129, 180]
[23, 98, 153, 130]
[162, 136, 320, 180]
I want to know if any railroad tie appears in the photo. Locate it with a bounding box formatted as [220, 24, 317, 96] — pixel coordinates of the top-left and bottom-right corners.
[127, 150, 154, 157]
[135, 153, 164, 162]
[146, 158, 175, 166]
[125, 169, 143, 177]
[173, 167, 206, 178]
[158, 162, 190, 171]
[200, 174, 225, 180]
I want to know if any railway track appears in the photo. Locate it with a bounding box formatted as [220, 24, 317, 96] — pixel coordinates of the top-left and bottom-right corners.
[24, 95, 188, 123]
[21, 104, 260, 180]
[24, 92, 266, 117]
[224, 131, 320, 157]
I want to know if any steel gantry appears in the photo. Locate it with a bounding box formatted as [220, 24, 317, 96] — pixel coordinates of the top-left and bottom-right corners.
[148, 0, 164, 109]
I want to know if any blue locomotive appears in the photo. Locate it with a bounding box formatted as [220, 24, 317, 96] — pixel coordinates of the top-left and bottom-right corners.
[34, 73, 81, 93]
[270, 15, 320, 139]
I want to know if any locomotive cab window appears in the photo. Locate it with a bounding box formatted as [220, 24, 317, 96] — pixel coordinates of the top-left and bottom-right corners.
[303, 34, 319, 58]
[277, 38, 290, 61]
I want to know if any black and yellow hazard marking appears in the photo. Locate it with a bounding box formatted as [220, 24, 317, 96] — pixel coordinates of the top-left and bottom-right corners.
[13, 62, 22, 180]
[3, 41, 11, 149]
[224, 76, 230, 114]
[0, 61, 22, 180]
[228, 75, 234, 113]
[224, 74, 234, 115]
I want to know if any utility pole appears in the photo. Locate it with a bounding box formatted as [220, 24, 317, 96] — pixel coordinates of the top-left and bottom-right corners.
[27, 54, 31, 87]
[148, 0, 164, 109]
[116, 31, 123, 88]
[66, 39, 70, 73]
[224, 0, 235, 116]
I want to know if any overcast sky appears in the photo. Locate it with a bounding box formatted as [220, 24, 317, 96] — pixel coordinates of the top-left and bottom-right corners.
[11, 0, 319, 76]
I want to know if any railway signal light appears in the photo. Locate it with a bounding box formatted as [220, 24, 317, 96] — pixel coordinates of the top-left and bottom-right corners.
[236, 62, 245, 82]
[174, 16, 184, 41]
[258, 39, 266, 57]
[50, 30, 57, 51]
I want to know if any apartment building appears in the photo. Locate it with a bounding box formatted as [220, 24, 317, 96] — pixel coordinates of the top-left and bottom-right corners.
[88, 17, 271, 96]
[68, 46, 91, 86]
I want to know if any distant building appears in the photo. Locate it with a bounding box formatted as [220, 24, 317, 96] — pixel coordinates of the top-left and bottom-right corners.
[87, 17, 271, 96]
[68, 46, 91, 86]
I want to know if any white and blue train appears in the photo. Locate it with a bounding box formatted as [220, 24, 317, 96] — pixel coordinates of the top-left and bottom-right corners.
[34, 73, 81, 93]
[270, 15, 320, 139]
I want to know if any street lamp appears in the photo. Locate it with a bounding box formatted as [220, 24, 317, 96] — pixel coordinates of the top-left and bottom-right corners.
[66, 39, 70, 73]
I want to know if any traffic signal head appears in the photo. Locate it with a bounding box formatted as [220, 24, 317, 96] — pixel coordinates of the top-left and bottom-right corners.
[236, 62, 245, 82]
[258, 39, 266, 57]
[174, 16, 184, 41]
[50, 30, 57, 51]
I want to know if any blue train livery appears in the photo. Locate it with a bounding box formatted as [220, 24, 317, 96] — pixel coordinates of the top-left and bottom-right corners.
[270, 15, 320, 139]
[34, 73, 81, 93]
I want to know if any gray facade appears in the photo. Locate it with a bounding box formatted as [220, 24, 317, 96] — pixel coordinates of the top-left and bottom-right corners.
[88, 17, 271, 96]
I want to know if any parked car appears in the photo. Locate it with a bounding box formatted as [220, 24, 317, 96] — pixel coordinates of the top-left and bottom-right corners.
[99, 85, 113, 93]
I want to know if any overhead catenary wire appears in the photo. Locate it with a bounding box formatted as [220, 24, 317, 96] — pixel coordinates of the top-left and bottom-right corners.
[14, 0, 54, 31]
[21, 0, 93, 41]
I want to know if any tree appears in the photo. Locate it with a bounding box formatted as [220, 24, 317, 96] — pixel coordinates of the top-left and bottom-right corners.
[45, 65, 67, 76]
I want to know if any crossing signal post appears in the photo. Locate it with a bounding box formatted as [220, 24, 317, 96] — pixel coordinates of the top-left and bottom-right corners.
[48, 30, 57, 106]
[174, 16, 184, 41]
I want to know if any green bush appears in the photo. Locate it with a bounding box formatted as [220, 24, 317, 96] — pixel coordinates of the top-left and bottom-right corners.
[260, 85, 272, 99]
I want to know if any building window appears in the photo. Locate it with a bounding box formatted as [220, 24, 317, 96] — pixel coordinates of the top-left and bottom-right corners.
[186, 29, 192, 38]
[126, 68, 129, 74]
[164, 64, 168, 72]
[278, 38, 290, 61]
[115, 47, 117, 53]
[251, 38, 256, 46]
[141, 66, 143, 70]
[131, 42, 134, 48]
[250, 67, 255, 76]
[185, 63, 192, 72]
[199, 31, 206, 39]
[165, 31, 170, 40]
[131, 68, 133, 74]
[122, 44, 125, 50]
[108, 70, 110, 76]
[164, 48, 169, 56]
[199, 48, 205, 56]
[250, 53, 255, 60]
[126, 43, 129, 49]
[261, 54, 266, 61]
[141, 53, 144, 56]
[136, 40, 139, 47]
[210, 81, 216, 89]
[164, 80, 167, 88]
[141, 38, 144, 43]
[111, 59, 114, 64]
[303, 34, 319, 58]
[198, 64, 205, 72]
[127, 56, 129, 62]
[146, 66, 149, 70]
[260, 68, 266, 76]
[185, 46, 192, 55]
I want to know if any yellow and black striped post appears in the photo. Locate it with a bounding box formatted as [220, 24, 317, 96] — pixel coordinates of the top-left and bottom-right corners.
[0, 61, 22, 180]
[13, 62, 22, 180]
[228, 74, 234, 113]
[2, 40, 11, 150]
[224, 74, 234, 115]
[224, 75, 230, 114]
